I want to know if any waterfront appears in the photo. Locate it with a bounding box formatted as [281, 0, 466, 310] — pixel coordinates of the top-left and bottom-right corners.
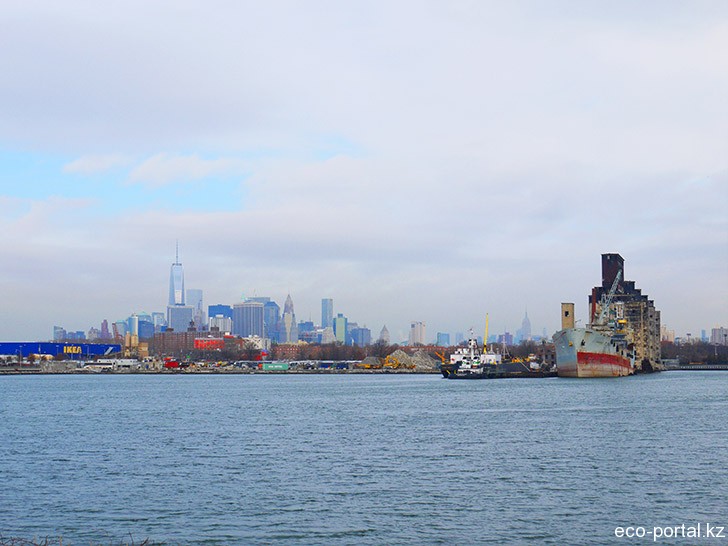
[1, 372, 726, 545]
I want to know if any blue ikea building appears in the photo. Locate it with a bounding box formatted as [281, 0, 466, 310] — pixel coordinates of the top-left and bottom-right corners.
[0, 342, 122, 360]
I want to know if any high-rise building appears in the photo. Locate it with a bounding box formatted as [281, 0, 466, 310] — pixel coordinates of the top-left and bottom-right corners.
[138, 318, 155, 339]
[127, 314, 139, 337]
[333, 313, 347, 343]
[379, 325, 390, 344]
[53, 326, 66, 341]
[187, 289, 205, 330]
[166, 243, 193, 330]
[321, 298, 334, 329]
[151, 312, 166, 332]
[100, 320, 111, 340]
[168, 243, 185, 306]
[233, 301, 264, 338]
[711, 327, 728, 345]
[436, 332, 451, 346]
[248, 298, 281, 339]
[209, 314, 233, 333]
[280, 294, 298, 343]
[167, 305, 195, 332]
[351, 327, 371, 347]
[516, 311, 532, 343]
[409, 321, 426, 345]
[208, 304, 232, 320]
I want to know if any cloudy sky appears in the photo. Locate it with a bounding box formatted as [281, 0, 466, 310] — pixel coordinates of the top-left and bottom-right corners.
[1, 0, 726, 343]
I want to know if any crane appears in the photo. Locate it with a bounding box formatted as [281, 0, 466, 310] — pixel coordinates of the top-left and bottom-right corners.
[596, 270, 622, 326]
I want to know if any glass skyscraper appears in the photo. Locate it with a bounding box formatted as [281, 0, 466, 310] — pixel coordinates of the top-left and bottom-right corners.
[168, 244, 185, 306]
[321, 298, 333, 329]
[233, 301, 264, 337]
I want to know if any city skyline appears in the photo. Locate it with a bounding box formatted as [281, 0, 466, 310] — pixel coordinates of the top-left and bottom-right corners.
[1, 2, 726, 342]
[49, 248, 726, 348]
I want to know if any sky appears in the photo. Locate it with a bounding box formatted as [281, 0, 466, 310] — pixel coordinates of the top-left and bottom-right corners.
[1, 0, 726, 343]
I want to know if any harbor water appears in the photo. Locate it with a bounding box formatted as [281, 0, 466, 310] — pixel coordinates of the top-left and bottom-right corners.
[1, 372, 726, 544]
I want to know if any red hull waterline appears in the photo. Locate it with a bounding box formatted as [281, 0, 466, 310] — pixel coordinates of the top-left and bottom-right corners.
[558, 351, 633, 378]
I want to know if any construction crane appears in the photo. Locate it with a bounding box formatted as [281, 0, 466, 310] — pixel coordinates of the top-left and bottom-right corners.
[596, 270, 622, 326]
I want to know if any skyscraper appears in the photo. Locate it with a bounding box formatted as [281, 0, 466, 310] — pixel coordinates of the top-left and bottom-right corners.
[516, 310, 532, 343]
[409, 321, 426, 345]
[280, 294, 298, 343]
[333, 313, 347, 343]
[321, 298, 333, 329]
[168, 242, 185, 306]
[166, 243, 194, 331]
[187, 289, 205, 330]
[233, 301, 264, 337]
[248, 297, 281, 339]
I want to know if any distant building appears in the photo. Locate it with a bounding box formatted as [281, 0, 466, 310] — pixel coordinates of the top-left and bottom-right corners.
[209, 314, 233, 333]
[516, 311, 532, 343]
[298, 321, 315, 334]
[208, 304, 233, 320]
[321, 326, 335, 344]
[321, 298, 334, 329]
[100, 320, 112, 340]
[166, 244, 194, 330]
[351, 327, 371, 347]
[233, 301, 264, 338]
[168, 243, 185, 306]
[167, 305, 195, 332]
[333, 313, 348, 343]
[138, 318, 155, 340]
[187, 289, 205, 331]
[151, 312, 166, 332]
[263, 300, 281, 340]
[455, 332, 464, 345]
[127, 314, 139, 337]
[409, 321, 426, 345]
[711, 327, 728, 345]
[379, 325, 390, 344]
[436, 332, 451, 347]
[497, 332, 514, 345]
[279, 295, 298, 343]
[113, 320, 128, 339]
[53, 326, 66, 341]
[589, 253, 661, 371]
[661, 325, 675, 343]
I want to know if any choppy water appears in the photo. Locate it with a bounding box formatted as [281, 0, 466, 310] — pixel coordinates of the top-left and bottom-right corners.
[1, 372, 726, 545]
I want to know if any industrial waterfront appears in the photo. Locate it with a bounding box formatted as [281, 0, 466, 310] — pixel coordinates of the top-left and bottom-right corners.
[1, 372, 726, 545]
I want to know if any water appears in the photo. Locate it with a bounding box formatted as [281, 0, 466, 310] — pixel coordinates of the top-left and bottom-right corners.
[1, 372, 726, 545]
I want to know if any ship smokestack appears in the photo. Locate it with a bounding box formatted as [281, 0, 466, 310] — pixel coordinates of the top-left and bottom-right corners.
[561, 303, 575, 330]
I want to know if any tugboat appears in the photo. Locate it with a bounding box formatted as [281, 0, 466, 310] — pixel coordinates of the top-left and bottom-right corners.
[441, 317, 504, 379]
[441, 317, 557, 379]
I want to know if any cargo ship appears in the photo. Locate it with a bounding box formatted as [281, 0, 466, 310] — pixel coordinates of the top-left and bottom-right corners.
[553, 266, 636, 378]
[552, 326, 634, 377]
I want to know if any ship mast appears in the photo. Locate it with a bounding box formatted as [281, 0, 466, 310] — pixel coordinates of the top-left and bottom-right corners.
[484, 313, 489, 353]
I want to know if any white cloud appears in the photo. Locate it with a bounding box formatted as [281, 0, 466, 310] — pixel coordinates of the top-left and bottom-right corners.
[63, 154, 131, 174]
[127, 153, 248, 186]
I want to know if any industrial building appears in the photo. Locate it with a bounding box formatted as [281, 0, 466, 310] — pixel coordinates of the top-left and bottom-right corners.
[589, 253, 662, 372]
[0, 342, 122, 360]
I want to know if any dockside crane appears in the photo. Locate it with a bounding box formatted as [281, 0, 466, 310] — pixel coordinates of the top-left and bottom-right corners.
[596, 269, 622, 326]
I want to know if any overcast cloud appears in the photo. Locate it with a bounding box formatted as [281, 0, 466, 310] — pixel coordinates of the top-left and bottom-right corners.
[0, 0, 726, 342]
